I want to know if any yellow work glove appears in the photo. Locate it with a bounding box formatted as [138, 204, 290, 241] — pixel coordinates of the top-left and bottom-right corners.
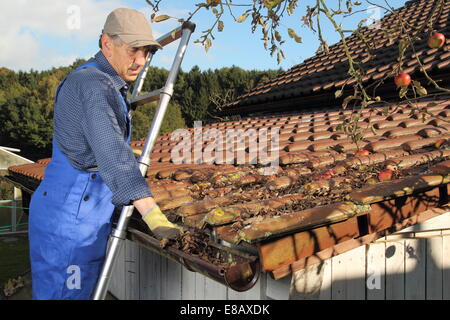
[142, 204, 182, 239]
[132, 148, 142, 157]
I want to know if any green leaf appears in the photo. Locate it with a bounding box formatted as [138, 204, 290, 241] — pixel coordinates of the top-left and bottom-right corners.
[153, 15, 170, 22]
[399, 85, 408, 99]
[236, 13, 249, 23]
[412, 80, 428, 96]
[417, 87, 427, 96]
[264, 0, 283, 9]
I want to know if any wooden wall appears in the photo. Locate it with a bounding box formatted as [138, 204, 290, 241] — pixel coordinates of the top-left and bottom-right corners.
[109, 211, 450, 300]
[290, 211, 450, 300]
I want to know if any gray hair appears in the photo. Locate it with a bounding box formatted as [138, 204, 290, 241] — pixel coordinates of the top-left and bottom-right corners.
[98, 33, 123, 49]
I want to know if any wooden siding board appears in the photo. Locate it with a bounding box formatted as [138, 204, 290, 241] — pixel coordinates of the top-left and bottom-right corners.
[344, 245, 366, 300]
[426, 234, 443, 300]
[138, 247, 162, 300]
[443, 235, 450, 300]
[266, 274, 291, 300]
[404, 238, 426, 300]
[181, 267, 197, 300]
[384, 240, 405, 300]
[194, 273, 207, 300]
[125, 240, 140, 300]
[166, 259, 182, 300]
[108, 240, 126, 300]
[366, 242, 386, 300]
[204, 277, 228, 300]
[289, 260, 332, 300]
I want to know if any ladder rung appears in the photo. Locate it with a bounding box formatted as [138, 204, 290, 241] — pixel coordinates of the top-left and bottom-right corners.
[156, 26, 183, 48]
[131, 88, 161, 106]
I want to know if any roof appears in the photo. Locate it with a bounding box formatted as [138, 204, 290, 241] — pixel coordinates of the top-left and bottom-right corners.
[224, 0, 450, 114]
[8, 97, 450, 277]
[7, 0, 450, 280]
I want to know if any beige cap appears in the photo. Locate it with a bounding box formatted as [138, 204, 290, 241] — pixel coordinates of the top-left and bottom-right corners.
[103, 8, 162, 49]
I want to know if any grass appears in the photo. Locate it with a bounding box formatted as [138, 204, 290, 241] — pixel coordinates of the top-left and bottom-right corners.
[0, 235, 30, 290]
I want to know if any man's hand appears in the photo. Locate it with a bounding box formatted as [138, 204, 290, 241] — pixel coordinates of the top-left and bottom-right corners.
[133, 196, 182, 239]
[142, 204, 182, 239]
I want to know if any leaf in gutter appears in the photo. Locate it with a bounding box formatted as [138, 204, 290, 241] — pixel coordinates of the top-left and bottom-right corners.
[153, 15, 170, 22]
[236, 13, 249, 23]
[218, 20, 224, 32]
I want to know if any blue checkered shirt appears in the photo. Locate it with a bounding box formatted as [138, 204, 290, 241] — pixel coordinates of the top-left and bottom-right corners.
[53, 51, 152, 206]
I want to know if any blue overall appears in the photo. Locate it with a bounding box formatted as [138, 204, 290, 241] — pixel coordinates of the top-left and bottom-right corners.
[29, 61, 131, 300]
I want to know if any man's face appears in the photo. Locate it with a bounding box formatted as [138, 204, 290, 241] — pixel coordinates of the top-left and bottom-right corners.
[103, 35, 151, 82]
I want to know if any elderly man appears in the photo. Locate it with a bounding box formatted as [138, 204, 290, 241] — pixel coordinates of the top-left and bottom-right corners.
[28, 8, 181, 300]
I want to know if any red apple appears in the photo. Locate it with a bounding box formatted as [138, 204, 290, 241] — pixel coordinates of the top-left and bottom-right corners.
[395, 73, 411, 88]
[378, 169, 393, 182]
[428, 33, 446, 49]
[354, 149, 370, 157]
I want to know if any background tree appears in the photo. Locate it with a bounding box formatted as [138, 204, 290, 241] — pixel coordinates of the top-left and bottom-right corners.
[0, 61, 281, 159]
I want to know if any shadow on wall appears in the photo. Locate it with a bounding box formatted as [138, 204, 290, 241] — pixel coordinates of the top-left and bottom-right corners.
[290, 232, 450, 300]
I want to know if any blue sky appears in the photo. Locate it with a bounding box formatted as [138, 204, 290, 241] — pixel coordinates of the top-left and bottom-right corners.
[0, 0, 407, 72]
